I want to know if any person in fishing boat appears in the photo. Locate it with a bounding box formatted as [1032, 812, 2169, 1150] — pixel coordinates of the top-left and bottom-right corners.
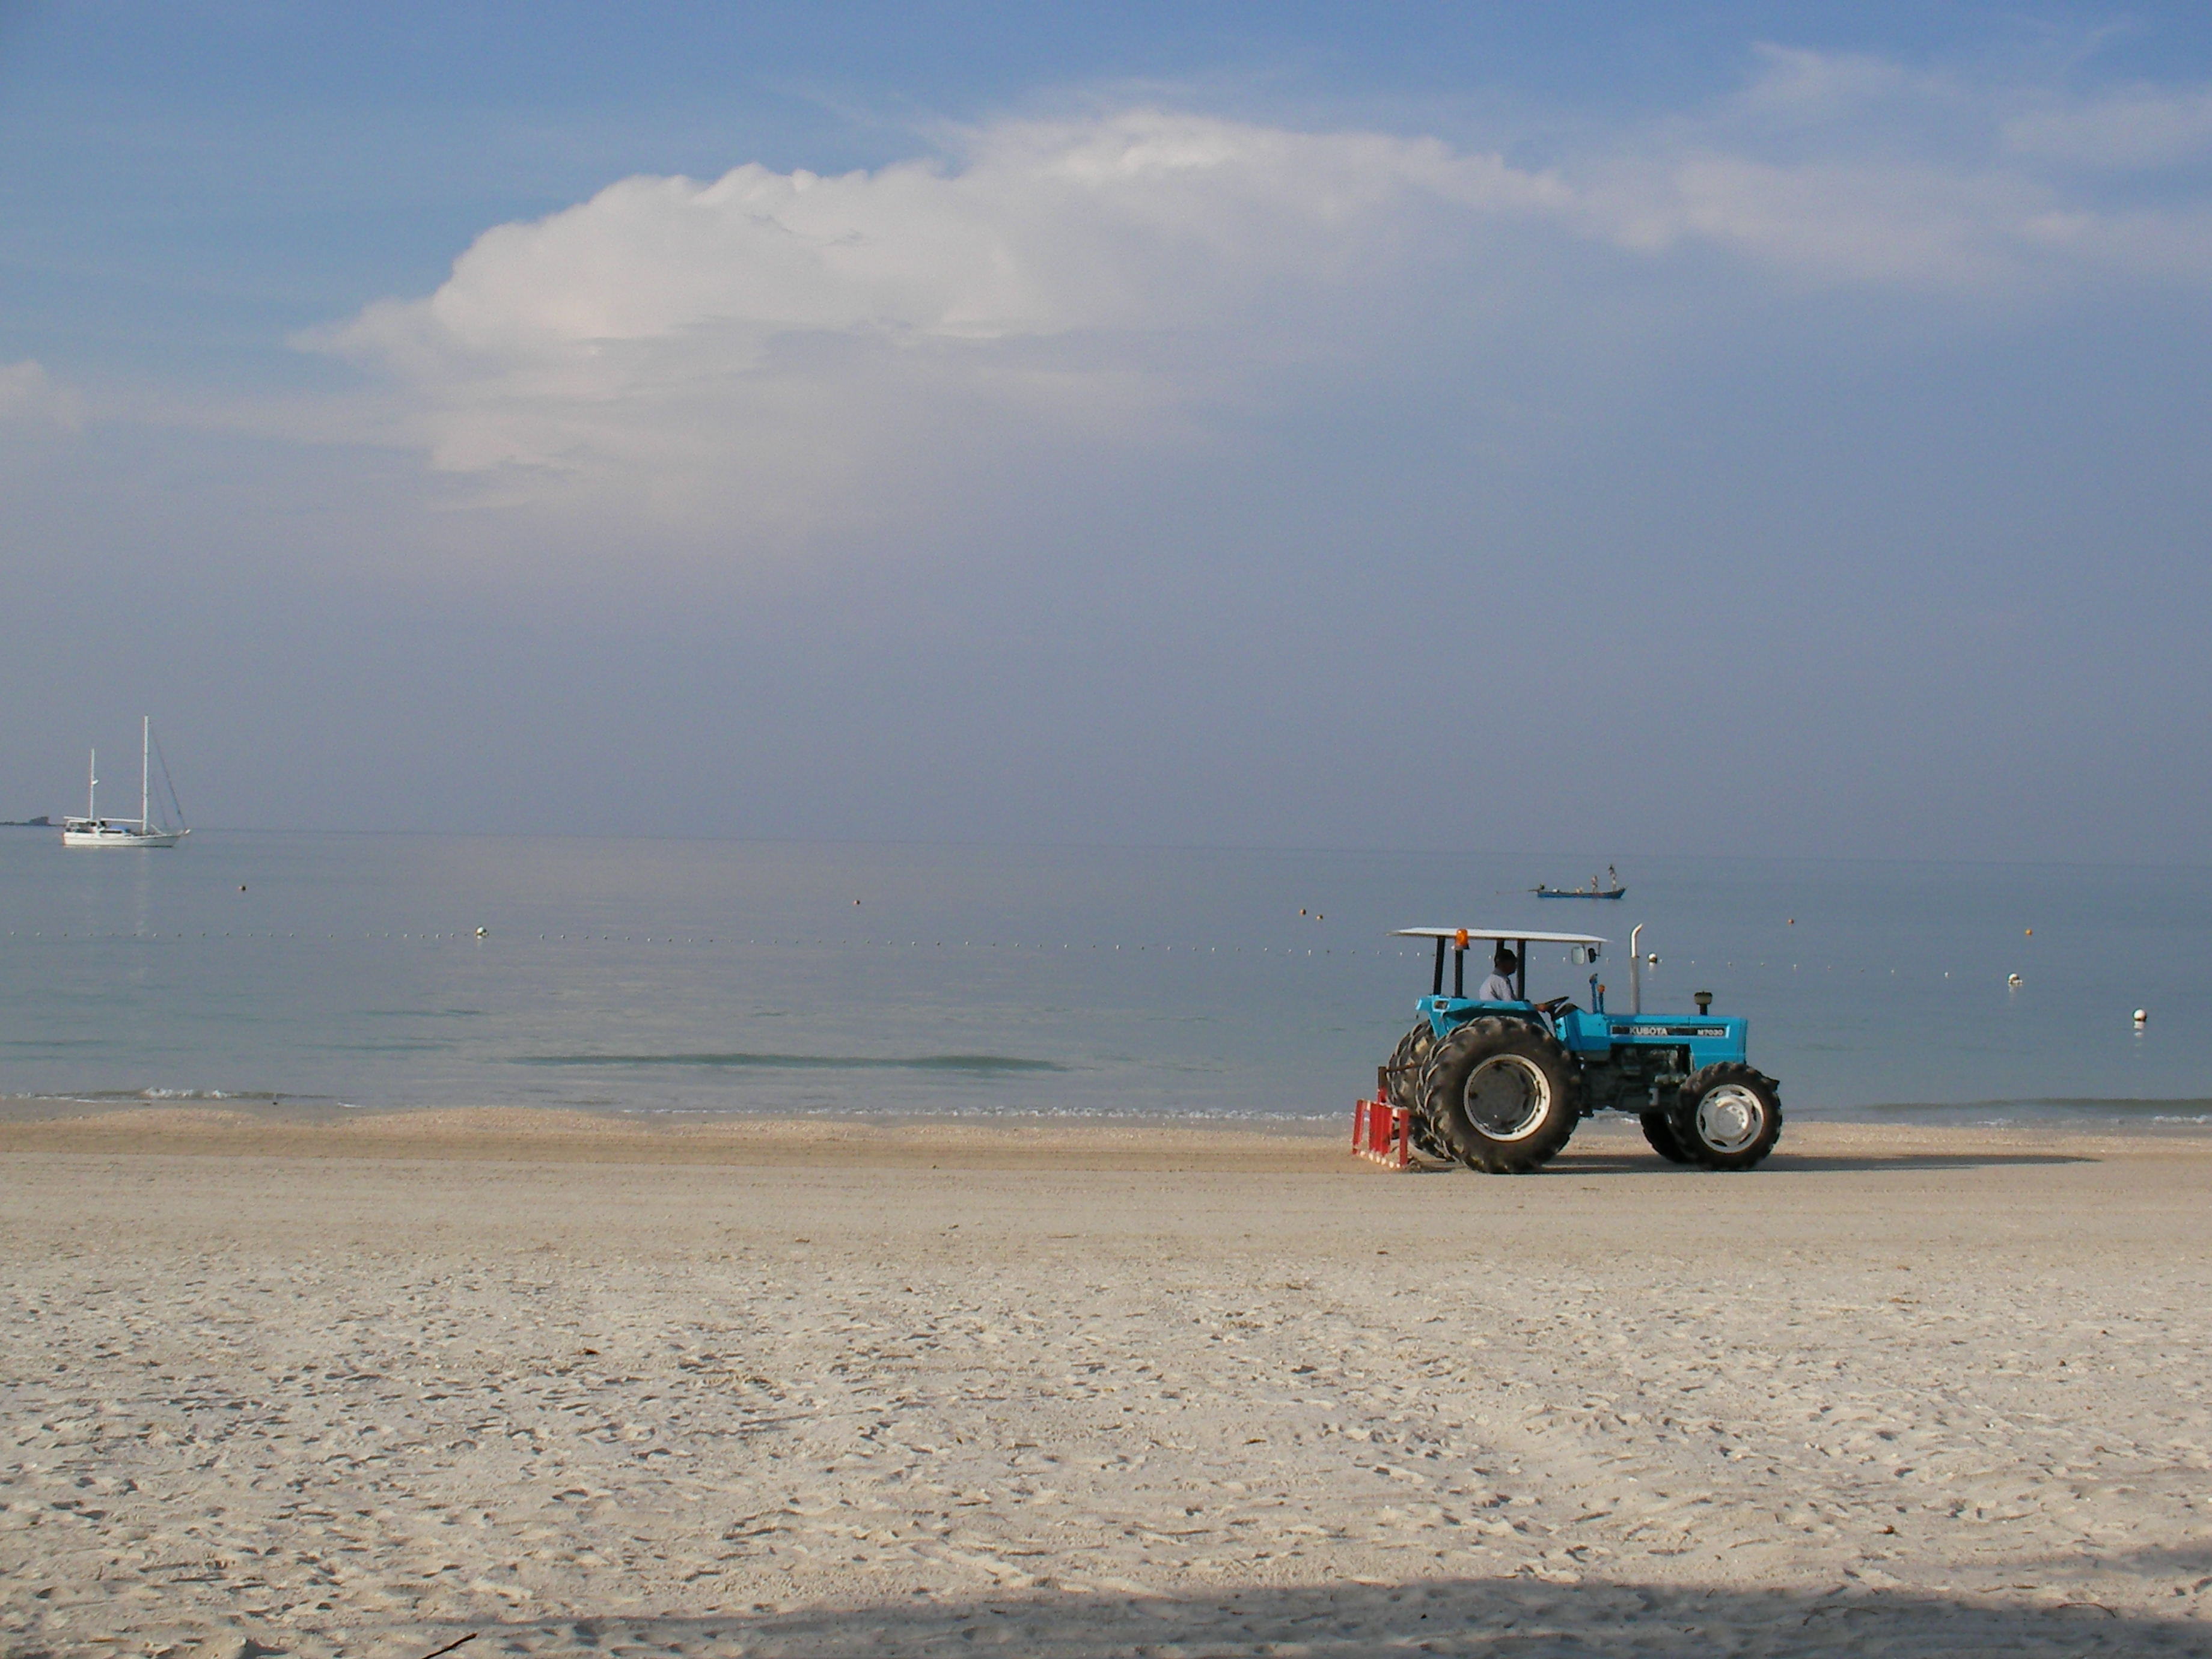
[1478, 947, 1519, 1001]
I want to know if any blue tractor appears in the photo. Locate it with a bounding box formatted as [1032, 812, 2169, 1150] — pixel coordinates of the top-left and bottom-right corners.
[1382, 926, 1781, 1173]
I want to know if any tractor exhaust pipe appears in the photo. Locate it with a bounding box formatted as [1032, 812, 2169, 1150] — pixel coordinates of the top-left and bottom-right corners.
[1630, 923, 1644, 1015]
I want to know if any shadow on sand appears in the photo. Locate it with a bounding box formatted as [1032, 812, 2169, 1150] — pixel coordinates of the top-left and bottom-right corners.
[389, 1574, 2204, 1657]
[1529, 1147, 2095, 1176]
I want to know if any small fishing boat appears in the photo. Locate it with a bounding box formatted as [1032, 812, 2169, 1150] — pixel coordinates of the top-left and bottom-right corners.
[1534, 866, 1624, 900]
[61, 716, 188, 849]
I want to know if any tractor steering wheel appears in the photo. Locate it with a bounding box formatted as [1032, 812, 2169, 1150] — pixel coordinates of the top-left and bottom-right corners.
[1533, 995, 1576, 1019]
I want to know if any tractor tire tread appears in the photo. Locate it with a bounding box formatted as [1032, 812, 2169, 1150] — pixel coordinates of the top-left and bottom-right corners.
[1640, 1111, 1694, 1164]
[1389, 1022, 1450, 1159]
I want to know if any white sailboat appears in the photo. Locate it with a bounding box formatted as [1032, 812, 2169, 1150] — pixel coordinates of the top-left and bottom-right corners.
[61, 717, 188, 849]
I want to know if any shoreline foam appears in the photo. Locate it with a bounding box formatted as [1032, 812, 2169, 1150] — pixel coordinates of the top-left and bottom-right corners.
[4, 1098, 2204, 1167]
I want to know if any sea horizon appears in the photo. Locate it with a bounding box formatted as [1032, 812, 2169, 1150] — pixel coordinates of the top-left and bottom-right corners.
[2, 828, 2199, 1126]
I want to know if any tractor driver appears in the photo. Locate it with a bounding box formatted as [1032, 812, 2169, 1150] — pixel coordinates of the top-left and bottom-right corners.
[1477, 947, 1519, 1002]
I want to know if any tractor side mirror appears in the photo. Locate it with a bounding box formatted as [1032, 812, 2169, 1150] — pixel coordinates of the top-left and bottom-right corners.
[1571, 945, 1599, 965]
[1694, 991, 1714, 1014]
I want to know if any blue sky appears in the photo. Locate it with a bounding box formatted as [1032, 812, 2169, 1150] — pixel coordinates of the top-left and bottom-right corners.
[3, 2, 2209, 860]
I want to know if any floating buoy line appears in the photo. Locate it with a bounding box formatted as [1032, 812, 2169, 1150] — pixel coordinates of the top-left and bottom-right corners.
[0, 933, 2122, 1000]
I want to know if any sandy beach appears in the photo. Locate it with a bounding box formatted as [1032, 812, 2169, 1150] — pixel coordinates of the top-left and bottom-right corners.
[4, 1107, 2210, 1657]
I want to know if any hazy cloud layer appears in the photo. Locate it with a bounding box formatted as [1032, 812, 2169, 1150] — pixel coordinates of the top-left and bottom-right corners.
[0, 361, 81, 432]
[2003, 83, 2212, 168]
[12, 28, 2212, 858]
[302, 51, 2212, 546]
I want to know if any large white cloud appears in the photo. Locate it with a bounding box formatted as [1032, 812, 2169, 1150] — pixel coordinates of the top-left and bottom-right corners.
[310, 110, 1574, 523]
[342, 114, 1563, 359]
[304, 56, 2212, 538]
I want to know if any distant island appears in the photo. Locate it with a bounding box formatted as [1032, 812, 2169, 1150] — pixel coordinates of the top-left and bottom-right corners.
[0, 816, 52, 826]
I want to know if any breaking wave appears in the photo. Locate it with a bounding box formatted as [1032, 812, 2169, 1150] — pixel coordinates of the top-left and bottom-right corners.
[512, 1051, 1069, 1076]
[28, 1087, 283, 1102]
[1838, 1097, 2212, 1123]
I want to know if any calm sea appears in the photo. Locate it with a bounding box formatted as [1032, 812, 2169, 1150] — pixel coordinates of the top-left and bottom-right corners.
[1, 831, 2204, 1126]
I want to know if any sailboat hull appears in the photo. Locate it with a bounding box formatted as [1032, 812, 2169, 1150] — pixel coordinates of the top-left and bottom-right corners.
[61, 825, 185, 848]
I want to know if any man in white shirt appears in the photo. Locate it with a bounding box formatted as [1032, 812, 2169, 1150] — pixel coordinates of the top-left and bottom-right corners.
[1477, 947, 1520, 1001]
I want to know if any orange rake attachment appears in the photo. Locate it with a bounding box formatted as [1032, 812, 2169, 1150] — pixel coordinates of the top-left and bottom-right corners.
[1352, 1067, 1417, 1169]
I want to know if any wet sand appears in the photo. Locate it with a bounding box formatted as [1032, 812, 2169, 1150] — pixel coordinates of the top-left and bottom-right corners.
[3, 1107, 2209, 1655]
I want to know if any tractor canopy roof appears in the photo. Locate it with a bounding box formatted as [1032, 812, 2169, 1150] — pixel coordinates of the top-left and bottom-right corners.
[1393, 927, 1607, 946]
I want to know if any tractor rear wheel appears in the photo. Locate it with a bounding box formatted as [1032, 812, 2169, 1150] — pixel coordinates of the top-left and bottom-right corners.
[1387, 1023, 1450, 1159]
[1640, 1111, 1693, 1163]
[1669, 1063, 1782, 1171]
[1386, 1024, 1432, 1113]
[1420, 1016, 1580, 1173]
[1380, 1026, 1451, 1168]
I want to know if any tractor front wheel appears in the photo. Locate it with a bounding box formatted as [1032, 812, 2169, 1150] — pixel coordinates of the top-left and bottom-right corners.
[1669, 1063, 1782, 1171]
[1640, 1111, 1694, 1163]
[1420, 1016, 1580, 1173]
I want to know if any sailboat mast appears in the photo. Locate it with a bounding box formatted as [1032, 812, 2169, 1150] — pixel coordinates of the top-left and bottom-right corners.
[141, 717, 151, 833]
[88, 750, 97, 821]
